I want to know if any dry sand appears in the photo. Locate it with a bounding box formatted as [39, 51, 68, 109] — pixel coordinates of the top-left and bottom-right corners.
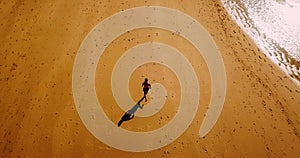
[0, 0, 299, 157]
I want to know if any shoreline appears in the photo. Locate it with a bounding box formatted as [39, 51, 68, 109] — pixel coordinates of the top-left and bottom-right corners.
[221, 0, 300, 87]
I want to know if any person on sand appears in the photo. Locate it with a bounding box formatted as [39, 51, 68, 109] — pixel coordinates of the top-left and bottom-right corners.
[141, 78, 151, 102]
[117, 96, 145, 127]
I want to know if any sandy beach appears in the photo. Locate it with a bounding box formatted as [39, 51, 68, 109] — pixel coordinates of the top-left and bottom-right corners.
[0, 0, 299, 157]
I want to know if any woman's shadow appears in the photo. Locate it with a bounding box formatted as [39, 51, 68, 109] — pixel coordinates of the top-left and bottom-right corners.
[118, 96, 145, 127]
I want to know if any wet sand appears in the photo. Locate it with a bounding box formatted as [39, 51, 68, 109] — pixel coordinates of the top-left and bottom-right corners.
[0, 0, 299, 157]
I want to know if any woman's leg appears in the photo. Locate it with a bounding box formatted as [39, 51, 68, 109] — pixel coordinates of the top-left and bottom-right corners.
[143, 88, 149, 102]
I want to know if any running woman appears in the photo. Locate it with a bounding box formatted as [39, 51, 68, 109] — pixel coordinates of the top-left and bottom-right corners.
[141, 78, 151, 102]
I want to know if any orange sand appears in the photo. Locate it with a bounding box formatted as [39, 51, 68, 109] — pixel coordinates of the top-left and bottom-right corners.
[0, 0, 299, 157]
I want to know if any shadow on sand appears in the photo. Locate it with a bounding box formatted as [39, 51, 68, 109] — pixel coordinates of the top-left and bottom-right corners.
[117, 96, 145, 127]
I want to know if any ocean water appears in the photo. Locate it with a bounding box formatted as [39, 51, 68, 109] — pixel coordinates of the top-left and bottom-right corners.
[221, 0, 300, 85]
